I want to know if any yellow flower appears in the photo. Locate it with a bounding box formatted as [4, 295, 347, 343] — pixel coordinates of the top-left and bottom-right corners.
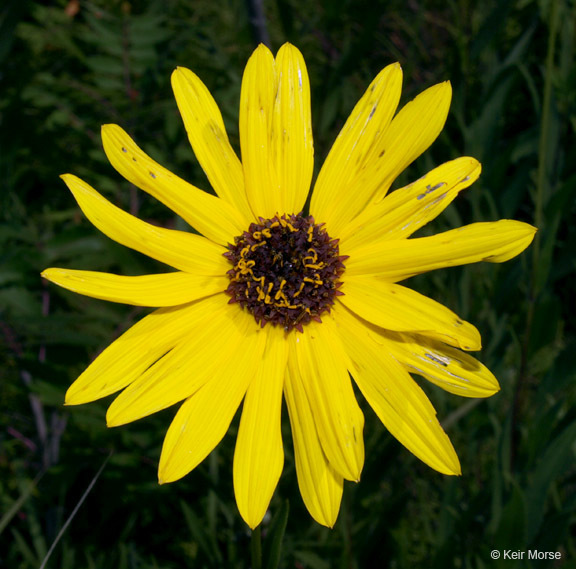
[42, 43, 536, 529]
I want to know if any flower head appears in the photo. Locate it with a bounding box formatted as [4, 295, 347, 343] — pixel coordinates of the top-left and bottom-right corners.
[42, 43, 536, 529]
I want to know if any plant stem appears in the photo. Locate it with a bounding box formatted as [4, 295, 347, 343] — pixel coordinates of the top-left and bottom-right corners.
[251, 525, 262, 569]
[245, 0, 271, 47]
[512, 0, 560, 470]
[534, 0, 559, 281]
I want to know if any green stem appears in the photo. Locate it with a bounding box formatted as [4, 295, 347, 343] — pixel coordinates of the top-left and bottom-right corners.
[512, 0, 560, 470]
[251, 525, 262, 569]
[534, 0, 559, 281]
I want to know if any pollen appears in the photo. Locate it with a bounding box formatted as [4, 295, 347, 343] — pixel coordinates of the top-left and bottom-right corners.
[224, 213, 347, 332]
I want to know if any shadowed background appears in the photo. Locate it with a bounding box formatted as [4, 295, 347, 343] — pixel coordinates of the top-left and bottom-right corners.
[1, 0, 575, 567]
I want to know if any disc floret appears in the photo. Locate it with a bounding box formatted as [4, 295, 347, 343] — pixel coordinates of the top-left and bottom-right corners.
[224, 213, 347, 332]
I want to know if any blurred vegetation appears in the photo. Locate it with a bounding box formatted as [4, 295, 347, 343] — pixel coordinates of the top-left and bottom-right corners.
[1, 0, 575, 567]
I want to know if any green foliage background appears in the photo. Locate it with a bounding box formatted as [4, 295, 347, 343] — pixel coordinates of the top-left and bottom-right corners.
[1, 0, 575, 567]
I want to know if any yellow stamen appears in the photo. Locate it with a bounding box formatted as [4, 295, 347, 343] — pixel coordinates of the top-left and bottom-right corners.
[293, 282, 305, 297]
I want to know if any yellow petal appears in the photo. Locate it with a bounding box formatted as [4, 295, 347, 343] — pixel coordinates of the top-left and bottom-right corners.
[345, 220, 537, 280]
[341, 157, 481, 248]
[61, 174, 227, 274]
[270, 43, 314, 214]
[106, 296, 246, 426]
[239, 44, 278, 218]
[289, 318, 365, 481]
[310, 63, 403, 233]
[170, 68, 253, 223]
[284, 363, 343, 528]
[239, 44, 313, 217]
[379, 330, 500, 397]
[101, 124, 246, 245]
[65, 300, 210, 405]
[41, 268, 227, 307]
[335, 306, 461, 475]
[340, 276, 481, 350]
[234, 326, 287, 529]
[353, 81, 453, 206]
[158, 315, 267, 484]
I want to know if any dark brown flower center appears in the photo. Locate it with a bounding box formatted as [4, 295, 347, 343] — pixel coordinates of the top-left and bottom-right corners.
[224, 213, 347, 332]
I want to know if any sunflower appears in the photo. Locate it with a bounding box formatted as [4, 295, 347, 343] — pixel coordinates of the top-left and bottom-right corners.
[42, 43, 535, 529]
